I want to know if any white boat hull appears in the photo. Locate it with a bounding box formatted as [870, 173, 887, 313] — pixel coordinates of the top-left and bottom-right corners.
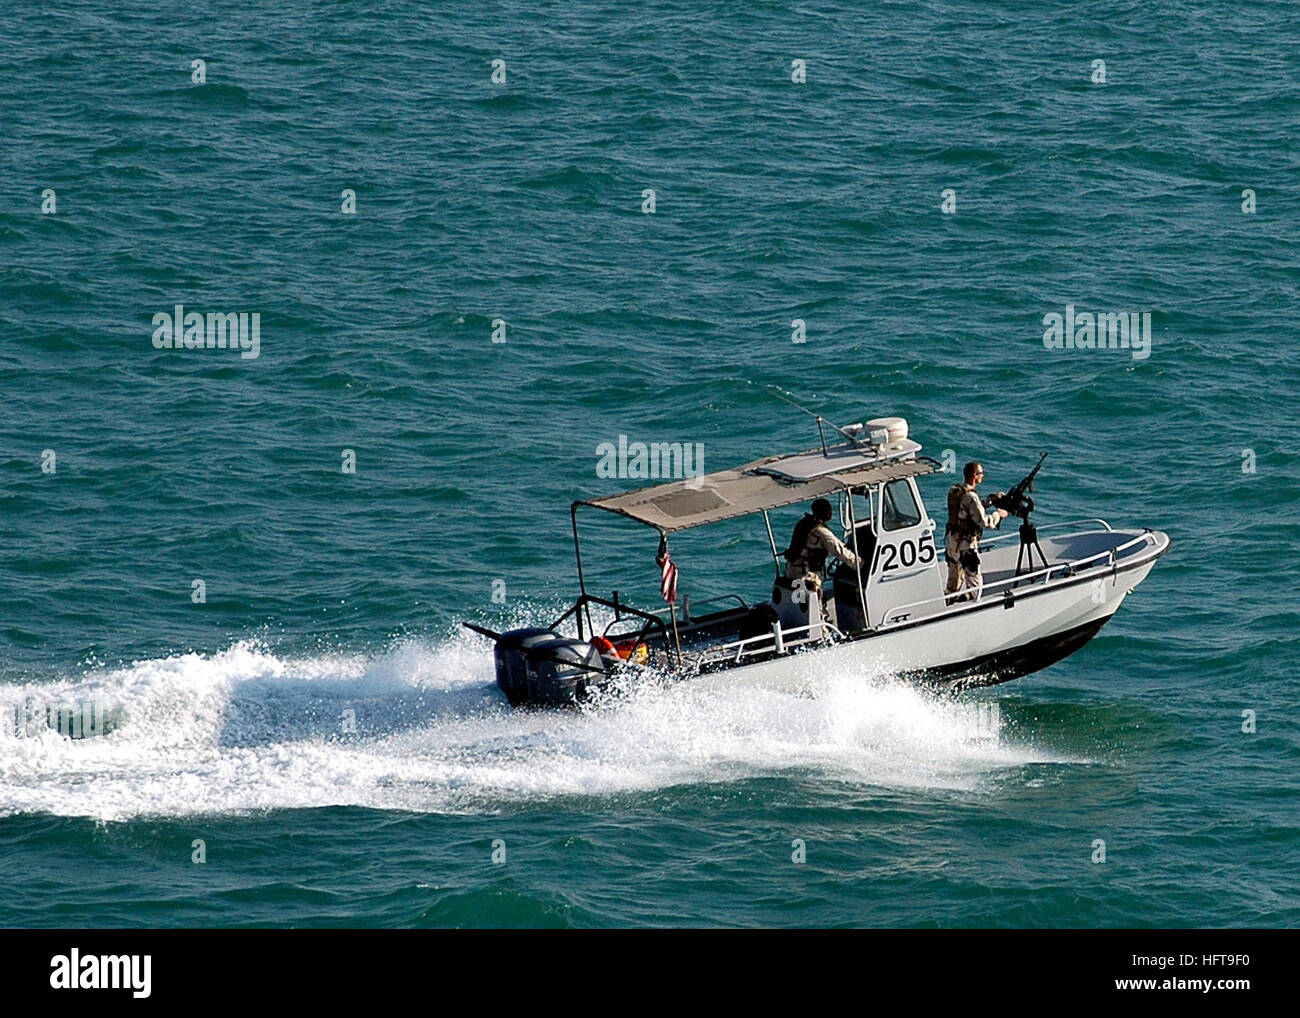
[689, 528, 1169, 693]
[482, 526, 1170, 707]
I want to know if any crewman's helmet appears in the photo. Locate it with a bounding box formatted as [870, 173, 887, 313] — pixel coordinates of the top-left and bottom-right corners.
[812, 498, 833, 520]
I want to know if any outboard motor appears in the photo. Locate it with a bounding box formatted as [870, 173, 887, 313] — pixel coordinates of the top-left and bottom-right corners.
[494, 628, 606, 707]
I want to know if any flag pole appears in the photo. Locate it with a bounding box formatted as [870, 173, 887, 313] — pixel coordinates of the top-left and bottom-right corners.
[658, 531, 684, 665]
[669, 600, 682, 665]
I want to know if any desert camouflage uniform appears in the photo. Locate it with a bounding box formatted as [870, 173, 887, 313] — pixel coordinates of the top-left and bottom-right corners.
[786, 521, 860, 593]
[945, 483, 1000, 601]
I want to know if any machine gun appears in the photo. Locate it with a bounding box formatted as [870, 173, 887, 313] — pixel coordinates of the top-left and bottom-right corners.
[987, 451, 1048, 522]
[986, 452, 1049, 577]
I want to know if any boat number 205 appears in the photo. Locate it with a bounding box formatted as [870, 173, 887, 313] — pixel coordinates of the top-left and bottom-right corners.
[879, 533, 936, 572]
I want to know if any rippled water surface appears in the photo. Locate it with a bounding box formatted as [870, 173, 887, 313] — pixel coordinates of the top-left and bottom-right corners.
[1, 1, 1297, 927]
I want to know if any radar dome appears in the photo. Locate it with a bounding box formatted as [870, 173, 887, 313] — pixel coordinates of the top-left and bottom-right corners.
[866, 417, 909, 447]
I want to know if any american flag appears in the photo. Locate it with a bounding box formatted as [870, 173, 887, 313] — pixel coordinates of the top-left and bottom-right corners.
[656, 534, 678, 605]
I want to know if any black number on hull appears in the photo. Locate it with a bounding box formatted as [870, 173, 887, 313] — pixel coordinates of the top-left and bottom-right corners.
[879, 533, 936, 572]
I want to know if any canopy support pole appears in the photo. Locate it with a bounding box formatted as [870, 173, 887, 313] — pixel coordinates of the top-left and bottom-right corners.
[570, 504, 590, 639]
[847, 486, 869, 632]
[762, 509, 781, 579]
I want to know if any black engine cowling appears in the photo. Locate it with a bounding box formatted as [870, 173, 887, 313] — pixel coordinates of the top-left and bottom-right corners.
[494, 628, 607, 707]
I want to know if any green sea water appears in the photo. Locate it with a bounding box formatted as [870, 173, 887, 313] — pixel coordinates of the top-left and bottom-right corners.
[1, 0, 1298, 927]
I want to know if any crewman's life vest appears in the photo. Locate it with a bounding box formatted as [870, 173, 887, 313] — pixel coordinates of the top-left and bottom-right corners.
[784, 513, 829, 573]
[946, 484, 982, 540]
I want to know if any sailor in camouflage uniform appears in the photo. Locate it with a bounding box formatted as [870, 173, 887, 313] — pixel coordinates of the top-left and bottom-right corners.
[945, 462, 1008, 602]
[785, 497, 860, 594]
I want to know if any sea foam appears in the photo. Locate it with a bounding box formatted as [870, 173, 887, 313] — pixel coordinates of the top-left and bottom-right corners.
[0, 632, 1070, 821]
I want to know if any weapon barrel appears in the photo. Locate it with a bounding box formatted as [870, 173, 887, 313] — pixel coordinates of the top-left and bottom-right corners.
[1009, 452, 1048, 498]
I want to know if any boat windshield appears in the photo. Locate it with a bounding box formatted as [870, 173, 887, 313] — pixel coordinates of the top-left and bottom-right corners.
[881, 479, 922, 531]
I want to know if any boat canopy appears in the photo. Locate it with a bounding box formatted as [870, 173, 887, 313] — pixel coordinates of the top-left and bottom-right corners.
[575, 445, 941, 534]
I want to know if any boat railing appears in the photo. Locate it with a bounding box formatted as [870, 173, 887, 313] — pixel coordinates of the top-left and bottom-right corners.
[551, 592, 677, 662]
[645, 592, 749, 626]
[693, 620, 846, 669]
[978, 518, 1113, 547]
[877, 529, 1158, 628]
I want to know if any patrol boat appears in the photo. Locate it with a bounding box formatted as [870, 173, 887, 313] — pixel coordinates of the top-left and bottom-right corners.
[466, 416, 1170, 707]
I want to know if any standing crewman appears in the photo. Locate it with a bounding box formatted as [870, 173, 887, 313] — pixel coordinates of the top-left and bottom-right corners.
[946, 462, 1008, 601]
[784, 498, 860, 595]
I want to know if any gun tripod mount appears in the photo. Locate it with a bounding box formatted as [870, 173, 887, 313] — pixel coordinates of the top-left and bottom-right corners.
[1015, 511, 1048, 577]
[986, 452, 1051, 579]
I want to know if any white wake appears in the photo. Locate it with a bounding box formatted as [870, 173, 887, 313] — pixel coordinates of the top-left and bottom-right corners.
[0, 632, 1069, 821]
